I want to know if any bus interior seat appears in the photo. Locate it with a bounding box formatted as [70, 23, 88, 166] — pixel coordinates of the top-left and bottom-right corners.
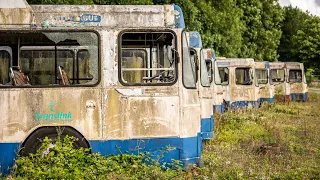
[58, 66, 70, 85]
[9, 66, 30, 86]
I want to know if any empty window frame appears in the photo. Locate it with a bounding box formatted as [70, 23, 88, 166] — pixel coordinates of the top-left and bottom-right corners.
[270, 69, 285, 83]
[0, 50, 10, 85]
[235, 68, 252, 85]
[289, 69, 302, 83]
[182, 31, 197, 88]
[217, 67, 229, 85]
[119, 31, 177, 86]
[0, 31, 99, 87]
[256, 69, 268, 84]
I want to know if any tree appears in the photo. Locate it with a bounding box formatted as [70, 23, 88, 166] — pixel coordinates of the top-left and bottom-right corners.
[236, 0, 283, 61]
[278, 6, 311, 62]
[292, 16, 320, 72]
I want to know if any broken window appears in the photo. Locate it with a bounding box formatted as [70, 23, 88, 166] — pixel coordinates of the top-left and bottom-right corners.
[0, 31, 99, 87]
[256, 69, 268, 84]
[270, 69, 285, 83]
[119, 31, 177, 85]
[289, 69, 302, 83]
[0, 50, 10, 85]
[236, 68, 252, 85]
[217, 67, 229, 85]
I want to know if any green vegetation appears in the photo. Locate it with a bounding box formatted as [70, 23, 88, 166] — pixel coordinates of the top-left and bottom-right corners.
[202, 98, 320, 179]
[2, 93, 319, 179]
[6, 136, 186, 179]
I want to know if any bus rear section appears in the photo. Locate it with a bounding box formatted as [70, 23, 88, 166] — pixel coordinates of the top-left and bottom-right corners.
[255, 61, 274, 103]
[216, 58, 260, 109]
[269, 62, 289, 102]
[0, 2, 204, 174]
[286, 62, 308, 101]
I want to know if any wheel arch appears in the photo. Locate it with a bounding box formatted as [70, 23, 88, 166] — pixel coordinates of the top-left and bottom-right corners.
[20, 126, 90, 154]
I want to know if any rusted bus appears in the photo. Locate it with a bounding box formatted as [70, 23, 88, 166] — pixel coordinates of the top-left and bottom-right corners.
[285, 62, 308, 101]
[269, 62, 289, 102]
[254, 61, 274, 103]
[216, 58, 260, 109]
[0, 1, 204, 174]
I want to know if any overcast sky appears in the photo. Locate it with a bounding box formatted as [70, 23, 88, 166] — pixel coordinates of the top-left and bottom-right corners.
[279, 0, 320, 16]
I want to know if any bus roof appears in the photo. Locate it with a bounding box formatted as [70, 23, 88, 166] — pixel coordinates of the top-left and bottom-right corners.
[216, 58, 254, 67]
[269, 62, 285, 69]
[1, 0, 185, 29]
[254, 61, 270, 69]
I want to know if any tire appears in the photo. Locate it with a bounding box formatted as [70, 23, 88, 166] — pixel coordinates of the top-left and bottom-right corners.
[20, 126, 90, 156]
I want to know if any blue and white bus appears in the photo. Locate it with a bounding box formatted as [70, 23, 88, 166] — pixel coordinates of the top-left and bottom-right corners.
[0, 0, 209, 174]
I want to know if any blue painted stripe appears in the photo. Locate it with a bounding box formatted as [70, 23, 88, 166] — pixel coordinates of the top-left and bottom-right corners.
[260, 98, 275, 103]
[201, 117, 213, 132]
[90, 135, 202, 167]
[0, 143, 20, 175]
[200, 116, 214, 140]
[199, 131, 214, 139]
[213, 104, 225, 113]
[291, 93, 308, 102]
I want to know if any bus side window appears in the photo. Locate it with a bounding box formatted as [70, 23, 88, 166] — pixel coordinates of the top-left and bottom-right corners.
[256, 69, 268, 84]
[289, 70, 302, 83]
[235, 68, 252, 85]
[218, 67, 229, 85]
[119, 31, 177, 85]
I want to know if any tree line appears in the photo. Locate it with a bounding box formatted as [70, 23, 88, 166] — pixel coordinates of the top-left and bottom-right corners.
[26, 0, 320, 72]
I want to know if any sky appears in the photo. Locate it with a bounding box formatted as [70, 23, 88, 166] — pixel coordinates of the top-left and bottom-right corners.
[279, 0, 320, 16]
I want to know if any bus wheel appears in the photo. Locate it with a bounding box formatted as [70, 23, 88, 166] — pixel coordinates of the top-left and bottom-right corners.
[20, 126, 90, 156]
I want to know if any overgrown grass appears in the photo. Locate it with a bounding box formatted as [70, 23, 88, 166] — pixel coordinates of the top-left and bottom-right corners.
[2, 93, 320, 179]
[201, 92, 320, 179]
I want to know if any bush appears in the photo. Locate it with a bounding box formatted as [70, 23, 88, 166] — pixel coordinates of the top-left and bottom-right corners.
[10, 136, 185, 180]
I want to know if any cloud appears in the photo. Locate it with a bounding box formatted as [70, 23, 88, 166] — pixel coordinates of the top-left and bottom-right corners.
[279, 0, 320, 16]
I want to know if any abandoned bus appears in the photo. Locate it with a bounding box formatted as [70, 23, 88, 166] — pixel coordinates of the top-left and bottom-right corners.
[187, 31, 214, 139]
[269, 62, 289, 102]
[285, 62, 308, 101]
[216, 58, 260, 109]
[0, 0, 205, 174]
[187, 32, 224, 114]
[255, 61, 274, 103]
